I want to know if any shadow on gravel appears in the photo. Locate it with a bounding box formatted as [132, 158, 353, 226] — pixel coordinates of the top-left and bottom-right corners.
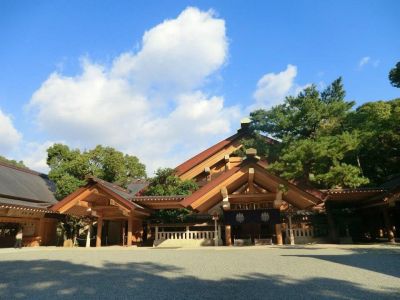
[283, 247, 400, 278]
[0, 259, 398, 299]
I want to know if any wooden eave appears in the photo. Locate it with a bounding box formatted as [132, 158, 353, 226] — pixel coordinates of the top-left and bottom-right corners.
[131, 196, 186, 209]
[323, 189, 387, 205]
[175, 132, 246, 180]
[181, 159, 322, 212]
[51, 181, 152, 218]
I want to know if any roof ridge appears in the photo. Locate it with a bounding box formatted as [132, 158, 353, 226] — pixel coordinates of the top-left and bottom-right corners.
[87, 176, 131, 193]
[175, 131, 245, 176]
[0, 161, 47, 177]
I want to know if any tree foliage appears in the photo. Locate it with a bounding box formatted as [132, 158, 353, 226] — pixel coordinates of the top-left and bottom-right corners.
[47, 144, 146, 199]
[346, 98, 400, 185]
[247, 78, 371, 188]
[389, 61, 400, 88]
[144, 168, 198, 223]
[144, 168, 198, 196]
[0, 155, 26, 168]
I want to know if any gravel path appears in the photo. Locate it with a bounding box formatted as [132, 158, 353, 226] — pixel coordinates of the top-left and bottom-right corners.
[0, 245, 399, 299]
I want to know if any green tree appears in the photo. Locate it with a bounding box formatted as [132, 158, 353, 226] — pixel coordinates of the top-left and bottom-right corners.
[0, 155, 26, 168]
[389, 62, 400, 88]
[144, 168, 198, 196]
[144, 168, 198, 223]
[47, 144, 146, 199]
[247, 78, 369, 188]
[346, 98, 400, 185]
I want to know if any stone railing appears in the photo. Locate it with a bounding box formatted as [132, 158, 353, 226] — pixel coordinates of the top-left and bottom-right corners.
[285, 228, 314, 244]
[156, 230, 216, 240]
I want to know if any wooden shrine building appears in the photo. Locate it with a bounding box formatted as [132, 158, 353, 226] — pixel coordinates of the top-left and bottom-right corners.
[0, 162, 60, 247]
[51, 119, 399, 247]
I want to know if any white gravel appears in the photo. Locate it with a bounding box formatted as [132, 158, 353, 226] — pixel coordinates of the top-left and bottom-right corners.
[0, 244, 399, 299]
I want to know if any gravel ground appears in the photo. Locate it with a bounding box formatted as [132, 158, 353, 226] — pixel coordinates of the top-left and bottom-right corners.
[0, 244, 399, 299]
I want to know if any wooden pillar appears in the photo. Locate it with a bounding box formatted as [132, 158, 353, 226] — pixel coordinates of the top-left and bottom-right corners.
[37, 218, 46, 246]
[382, 207, 395, 243]
[127, 218, 133, 246]
[130, 219, 141, 245]
[122, 222, 126, 246]
[96, 216, 103, 247]
[275, 223, 283, 245]
[326, 205, 339, 243]
[225, 225, 232, 246]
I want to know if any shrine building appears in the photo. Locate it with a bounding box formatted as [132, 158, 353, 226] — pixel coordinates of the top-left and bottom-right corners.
[0, 162, 60, 247]
[50, 119, 400, 247]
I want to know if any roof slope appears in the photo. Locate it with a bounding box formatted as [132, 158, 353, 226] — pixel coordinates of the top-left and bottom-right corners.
[175, 131, 246, 176]
[181, 158, 322, 212]
[0, 162, 57, 207]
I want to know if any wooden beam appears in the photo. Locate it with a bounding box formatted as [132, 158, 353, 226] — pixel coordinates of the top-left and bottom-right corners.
[248, 168, 255, 194]
[91, 188, 109, 198]
[179, 140, 243, 180]
[122, 210, 130, 217]
[234, 183, 249, 195]
[221, 187, 228, 199]
[228, 193, 276, 199]
[78, 201, 91, 208]
[92, 205, 119, 210]
[109, 198, 130, 213]
[58, 189, 95, 213]
[224, 155, 230, 171]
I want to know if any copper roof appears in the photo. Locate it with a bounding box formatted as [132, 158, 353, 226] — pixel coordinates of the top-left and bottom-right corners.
[0, 161, 57, 206]
[0, 202, 57, 213]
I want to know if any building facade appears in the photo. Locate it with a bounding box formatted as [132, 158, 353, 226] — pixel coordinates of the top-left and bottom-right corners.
[50, 120, 399, 247]
[0, 162, 60, 247]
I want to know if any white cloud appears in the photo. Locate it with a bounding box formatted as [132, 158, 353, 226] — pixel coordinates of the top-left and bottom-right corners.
[372, 59, 380, 67]
[359, 56, 371, 67]
[0, 108, 22, 155]
[27, 7, 239, 175]
[112, 7, 227, 93]
[358, 56, 380, 69]
[250, 64, 309, 110]
[18, 141, 58, 173]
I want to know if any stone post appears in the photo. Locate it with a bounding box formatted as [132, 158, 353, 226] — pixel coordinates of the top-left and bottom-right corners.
[86, 222, 92, 248]
[288, 215, 295, 245]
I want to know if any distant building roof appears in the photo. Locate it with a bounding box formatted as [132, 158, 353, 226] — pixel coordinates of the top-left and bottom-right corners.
[0, 162, 57, 208]
[127, 179, 150, 195]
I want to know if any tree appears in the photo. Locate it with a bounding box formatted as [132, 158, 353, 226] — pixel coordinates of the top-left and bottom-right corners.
[144, 168, 198, 223]
[144, 168, 198, 196]
[389, 62, 400, 88]
[247, 78, 369, 188]
[0, 155, 26, 168]
[47, 144, 146, 199]
[346, 98, 400, 185]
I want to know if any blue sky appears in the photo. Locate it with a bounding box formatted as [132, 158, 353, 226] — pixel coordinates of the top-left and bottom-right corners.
[0, 1, 399, 173]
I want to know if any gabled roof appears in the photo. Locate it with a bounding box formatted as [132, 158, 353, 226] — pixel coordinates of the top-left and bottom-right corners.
[0, 162, 57, 208]
[127, 179, 150, 195]
[175, 131, 246, 176]
[181, 158, 322, 212]
[51, 176, 149, 213]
